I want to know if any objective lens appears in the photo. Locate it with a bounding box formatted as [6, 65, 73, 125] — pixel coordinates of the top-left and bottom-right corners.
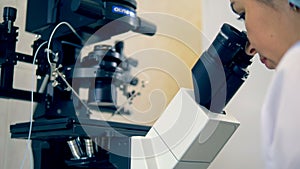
[67, 139, 83, 159]
[84, 138, 95, 158]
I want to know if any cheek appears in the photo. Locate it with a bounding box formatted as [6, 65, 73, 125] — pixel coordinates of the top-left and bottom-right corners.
[245, 20, 273, 54]
[244, 4, 284, 66]
[244, 6, 272, 51]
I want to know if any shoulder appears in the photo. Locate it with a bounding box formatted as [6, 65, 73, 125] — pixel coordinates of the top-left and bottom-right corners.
[261, 41, 300, 168]
[270, 41, 300, 96]
[263, 41, 300, 121]
[261, 41, 300, 129]
[276, 41, 300, 73]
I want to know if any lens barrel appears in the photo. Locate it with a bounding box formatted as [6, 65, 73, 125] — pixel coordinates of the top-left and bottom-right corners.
[192, 23, 252, 113]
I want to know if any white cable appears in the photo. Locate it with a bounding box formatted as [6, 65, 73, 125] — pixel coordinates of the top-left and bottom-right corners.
[46, 21, 90, 111]
[47, 22, 83, 66]
[20, 22, 83, 169]
[20, 41, 47, 169]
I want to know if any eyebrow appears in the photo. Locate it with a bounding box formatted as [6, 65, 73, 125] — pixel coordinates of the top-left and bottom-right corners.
[230, 2, 239, 14]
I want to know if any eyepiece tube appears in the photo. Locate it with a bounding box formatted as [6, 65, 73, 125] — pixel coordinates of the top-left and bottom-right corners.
[192, 23, 252, 113]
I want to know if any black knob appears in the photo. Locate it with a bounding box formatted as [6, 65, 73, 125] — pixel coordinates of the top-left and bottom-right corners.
[3, 7, 17, 22]
[115, 41, 124, 54]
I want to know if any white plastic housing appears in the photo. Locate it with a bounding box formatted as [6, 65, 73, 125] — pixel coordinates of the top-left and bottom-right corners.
[131, 88, 239, 169]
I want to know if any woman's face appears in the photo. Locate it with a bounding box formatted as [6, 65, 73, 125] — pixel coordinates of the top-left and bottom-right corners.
[230, 0, 296, 69]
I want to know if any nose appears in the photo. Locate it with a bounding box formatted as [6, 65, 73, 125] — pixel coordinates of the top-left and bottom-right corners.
[245, 41, 257, 56]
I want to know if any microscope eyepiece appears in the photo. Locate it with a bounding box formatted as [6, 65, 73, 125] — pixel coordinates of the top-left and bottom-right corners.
[192, 23, 253, 113]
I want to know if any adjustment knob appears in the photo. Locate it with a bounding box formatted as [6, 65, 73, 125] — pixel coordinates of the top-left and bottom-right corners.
[3, 7, 17, 22]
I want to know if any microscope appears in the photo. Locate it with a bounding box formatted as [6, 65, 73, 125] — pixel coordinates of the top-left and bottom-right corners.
[5, 0, 156, 168]
[2, 0, 252, 168]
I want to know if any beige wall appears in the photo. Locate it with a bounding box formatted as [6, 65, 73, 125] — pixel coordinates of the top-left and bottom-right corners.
[0, 1, 36, 169]
[135, 0, 202, 70]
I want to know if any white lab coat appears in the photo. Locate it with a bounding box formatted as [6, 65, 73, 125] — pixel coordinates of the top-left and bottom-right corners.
[261, 41, 300, 169]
